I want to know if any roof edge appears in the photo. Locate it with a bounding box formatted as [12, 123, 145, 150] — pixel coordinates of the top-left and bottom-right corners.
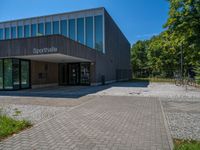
[0, 7, 105, 24]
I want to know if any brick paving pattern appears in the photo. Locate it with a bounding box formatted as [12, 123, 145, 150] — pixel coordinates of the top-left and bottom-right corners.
[0, 96, 171, 150]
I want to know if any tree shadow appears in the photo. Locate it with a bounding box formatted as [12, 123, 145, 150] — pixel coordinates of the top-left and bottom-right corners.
[0, 81, 150, 99]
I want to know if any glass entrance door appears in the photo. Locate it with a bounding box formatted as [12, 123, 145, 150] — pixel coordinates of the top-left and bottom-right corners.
[80, 63, 90, 85]
[59, 64, 68, 85]
[68, 63, 80, 85]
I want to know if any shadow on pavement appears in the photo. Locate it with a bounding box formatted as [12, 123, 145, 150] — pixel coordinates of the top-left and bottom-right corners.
[0, 81, 149, 99]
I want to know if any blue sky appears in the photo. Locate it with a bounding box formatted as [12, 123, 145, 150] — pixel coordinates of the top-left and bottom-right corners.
[0, 0, 169, 45]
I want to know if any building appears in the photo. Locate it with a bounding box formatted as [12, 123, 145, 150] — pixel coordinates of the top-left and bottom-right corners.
[0, 7, 131, 90]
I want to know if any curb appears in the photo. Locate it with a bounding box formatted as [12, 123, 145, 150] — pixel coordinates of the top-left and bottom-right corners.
[159, 98, 174, 150]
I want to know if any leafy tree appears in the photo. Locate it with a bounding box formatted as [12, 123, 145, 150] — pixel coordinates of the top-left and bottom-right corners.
[131, 0, 200, 79]
[131, 40, 149, 77]
[164, 0, 200, 75]
[195, 63, 200, 84]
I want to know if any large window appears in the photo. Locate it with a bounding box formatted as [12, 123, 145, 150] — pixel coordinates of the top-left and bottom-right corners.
[0, 60, 3, 89]
[38, 23, 44, 36]
[24, 25, 30, 38]
[95, 15, 103, 52]
[11, 27, 16, 39]
[31, 24, 37, 37]
[0, 59, 30, 90]
[21, 60, 29, 89]
[77, 18, 84, 44]
[4, 59, 13, 89]
[53, 21, 59, 34]
[13, 59, 20, 89]
[45, 22, 52, 35]
[69, 19, 75, 40]
[86, 17, 93, 48]
[0, 29, 3, 40]
[17, 26, 23, 38]
[60, 20, 67, 36]
[5, 28, 10, 39]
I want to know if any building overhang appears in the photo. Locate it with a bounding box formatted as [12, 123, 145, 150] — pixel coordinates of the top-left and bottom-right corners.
[13, 53, 91, 63]
[0, 35, 100, 62]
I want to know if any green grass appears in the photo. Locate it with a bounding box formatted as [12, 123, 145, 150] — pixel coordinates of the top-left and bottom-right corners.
[131, 77, 175, 83]
[174, 139, 200, 150]
[0, 115, 31, 141]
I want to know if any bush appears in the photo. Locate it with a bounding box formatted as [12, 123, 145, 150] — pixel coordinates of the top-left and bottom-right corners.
[174, 139, 200, 150]
[0, 108, 31, 141]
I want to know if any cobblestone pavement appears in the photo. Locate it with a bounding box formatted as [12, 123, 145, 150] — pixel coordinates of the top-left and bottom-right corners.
[162, 101, 200, 140]
[0, 96, 171, 150]
[0, 103, 68, 124]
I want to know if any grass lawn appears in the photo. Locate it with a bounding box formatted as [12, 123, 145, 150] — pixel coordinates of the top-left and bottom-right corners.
[131, 77, 175, 83]
[0, 115, 31, 141]
[174, 139, 200, 150]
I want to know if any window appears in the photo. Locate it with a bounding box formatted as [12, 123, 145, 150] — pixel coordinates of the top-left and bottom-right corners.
[69, 19, 75, 40]
[38, 23, 44, 36]
[0, 60, 3, 89]
[17, 26, 23, 38]
[24, 25, 30, 37]
[0, 29, 3, 40]
[60, 20, 67, 36]
[45, 22, 51, 35]
[5, 28, 10, 39]
[11, 27, 16, 39]
[53, 21, 59, 34]
[13, 59, 20, 89]
[4, 59, 13, 89]
[95, 15, 103, 52]
[31, 24, 37, 37]
[86, 17, 93, 48]
[21, 60, 30, 89]
[77, 18, 84, 44]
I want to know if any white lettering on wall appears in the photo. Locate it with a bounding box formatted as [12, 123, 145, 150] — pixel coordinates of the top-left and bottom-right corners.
[33, 47, 58, 54]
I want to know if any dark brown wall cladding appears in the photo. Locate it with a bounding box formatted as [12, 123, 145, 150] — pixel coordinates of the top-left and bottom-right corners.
[31, 60, 58, 85]
[94, 10, 132, 83]
[0, 35, 97, 61]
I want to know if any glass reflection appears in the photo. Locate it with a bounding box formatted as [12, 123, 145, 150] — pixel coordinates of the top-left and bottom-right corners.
[69, 19, 75, 40]
[53, 21, 59, 34]
[86, 17, 93, 48]
[77, 18, 84, 44]
[95, 15, 103, 52]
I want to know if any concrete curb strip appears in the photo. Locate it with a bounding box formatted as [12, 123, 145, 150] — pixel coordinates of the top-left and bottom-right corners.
[159, 98, 174, 150]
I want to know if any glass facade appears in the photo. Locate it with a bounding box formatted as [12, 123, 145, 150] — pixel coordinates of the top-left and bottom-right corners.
[86, 17, 93, 48]
[21, 60, 30, 88]
[13, 59, 20, 89]
[0, 14, 104, 52]
[0, 60, 3, 89]
[95, 15, 103, 52]
[0, 28, 3, 40]
[38, 23, 44, 36]
[5, 28, 10, 39]
[69, 19, 75, 40]
[4, 59, 13, 89]
[11, 27, 17, 39]
[0, 59, 30, 90]
[17, 26, 23, 38]
[45, 22, 51, 35]
[24, 25, 30, 38]
[53, 21, 59, 34]
[60, 20, 67, 36]
[77, 18, 84, 44]
[31, 24, 37, 37]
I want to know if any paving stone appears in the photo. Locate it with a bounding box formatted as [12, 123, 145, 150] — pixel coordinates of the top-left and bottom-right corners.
[0, 96, 171, 150]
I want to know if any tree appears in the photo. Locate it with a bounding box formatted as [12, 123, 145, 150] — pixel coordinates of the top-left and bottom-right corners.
[164, 0, 200, 76]
[131, 40, 149, 77]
